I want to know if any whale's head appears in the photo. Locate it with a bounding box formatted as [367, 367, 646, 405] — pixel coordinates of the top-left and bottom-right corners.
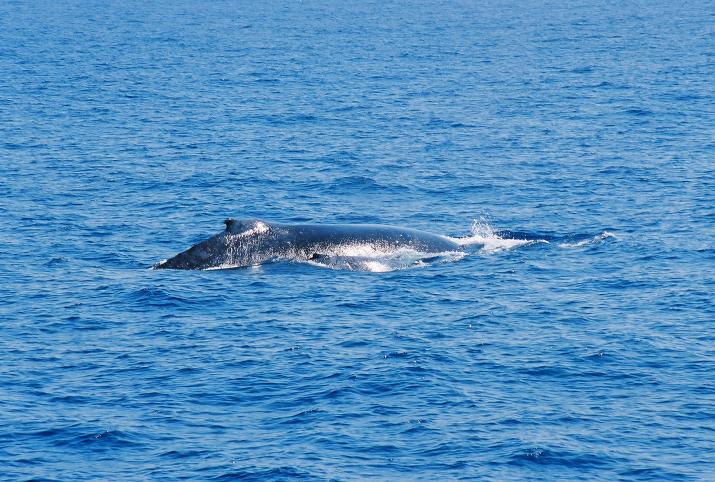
[155, 219, 281, 270]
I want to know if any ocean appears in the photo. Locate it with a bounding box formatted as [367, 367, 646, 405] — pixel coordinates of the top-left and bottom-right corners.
[1, 0, 713, 479]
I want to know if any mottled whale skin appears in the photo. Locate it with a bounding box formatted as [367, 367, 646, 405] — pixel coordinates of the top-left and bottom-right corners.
[155, 219, 462, 270]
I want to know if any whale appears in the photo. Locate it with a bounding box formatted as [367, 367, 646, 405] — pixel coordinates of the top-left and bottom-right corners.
[154, 219, 465, 270]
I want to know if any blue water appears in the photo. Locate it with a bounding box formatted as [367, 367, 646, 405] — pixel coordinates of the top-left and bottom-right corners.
[1, 0, 714, 479]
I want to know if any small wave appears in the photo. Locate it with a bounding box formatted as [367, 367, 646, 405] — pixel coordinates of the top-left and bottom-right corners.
[31, 425, 145, 451]
[125, 287, 188, 307]
[329, 175, 385, 192]
[509, 446, 613, 468]
[214, 466, 317, 480]
[45, 257, 69, 267]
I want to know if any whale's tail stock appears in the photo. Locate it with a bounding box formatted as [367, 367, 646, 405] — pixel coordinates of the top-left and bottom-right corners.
[448, 218, 615, 253]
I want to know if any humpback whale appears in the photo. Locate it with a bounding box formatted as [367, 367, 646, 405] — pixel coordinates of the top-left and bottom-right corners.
[155, 219, 465, 271]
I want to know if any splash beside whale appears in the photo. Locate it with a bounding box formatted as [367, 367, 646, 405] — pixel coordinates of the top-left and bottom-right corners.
[154, 219, 466, 271]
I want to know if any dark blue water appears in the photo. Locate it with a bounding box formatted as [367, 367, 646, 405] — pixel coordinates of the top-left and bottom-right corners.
[2, 0, 714, 479]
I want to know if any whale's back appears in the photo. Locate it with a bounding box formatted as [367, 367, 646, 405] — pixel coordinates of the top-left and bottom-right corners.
[289, 223, 461, 254]
[156, 220, 463, 270]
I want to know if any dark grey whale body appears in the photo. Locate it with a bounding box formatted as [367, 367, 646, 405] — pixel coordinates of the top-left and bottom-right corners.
[155, 219, 463, 270]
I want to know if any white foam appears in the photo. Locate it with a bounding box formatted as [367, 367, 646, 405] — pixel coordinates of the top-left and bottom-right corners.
[558, 231, 616, 248]
[448, 218, 547, 253]
[205, 262, 265, 271]
[361, 260, 393, 272]
[205, 263, 238, 270]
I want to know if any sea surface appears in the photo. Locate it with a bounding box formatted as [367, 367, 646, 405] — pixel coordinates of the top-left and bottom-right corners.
[1, 0, 714, 480]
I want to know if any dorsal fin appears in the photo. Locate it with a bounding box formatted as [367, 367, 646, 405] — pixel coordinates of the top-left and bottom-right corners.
[223, 218, 269, 236]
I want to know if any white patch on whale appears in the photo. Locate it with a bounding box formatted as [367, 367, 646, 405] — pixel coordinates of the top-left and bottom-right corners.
[233, 221, 270, 238]
[303, 246, 467, 272]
